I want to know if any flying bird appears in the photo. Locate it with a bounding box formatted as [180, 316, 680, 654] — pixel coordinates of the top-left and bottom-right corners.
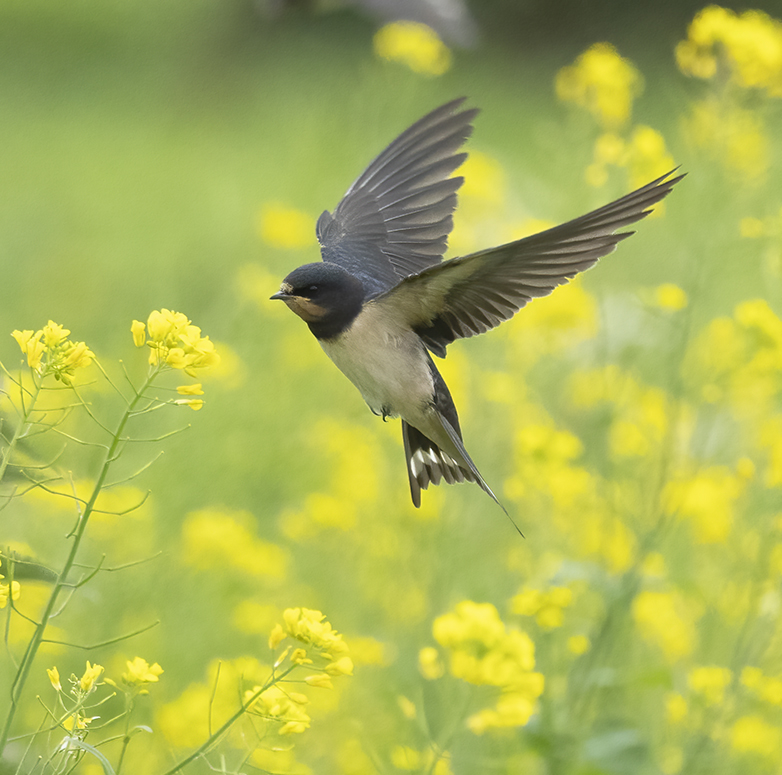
[271, 99, 682, 509]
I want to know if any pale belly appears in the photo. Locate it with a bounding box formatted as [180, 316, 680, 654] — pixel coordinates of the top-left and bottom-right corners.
[319, 304, 434, 420]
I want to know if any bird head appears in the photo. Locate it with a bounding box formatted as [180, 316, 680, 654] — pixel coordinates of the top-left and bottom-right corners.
[271, 262, 365, 334]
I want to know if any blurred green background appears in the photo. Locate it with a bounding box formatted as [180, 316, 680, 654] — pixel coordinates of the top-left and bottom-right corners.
[2, 1, 782, 773]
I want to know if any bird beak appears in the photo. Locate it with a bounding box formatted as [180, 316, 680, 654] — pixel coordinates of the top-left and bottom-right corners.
[270, 291, 290, 301]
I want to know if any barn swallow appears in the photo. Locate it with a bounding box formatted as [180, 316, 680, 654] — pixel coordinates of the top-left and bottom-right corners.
[272, 99, 682, 509]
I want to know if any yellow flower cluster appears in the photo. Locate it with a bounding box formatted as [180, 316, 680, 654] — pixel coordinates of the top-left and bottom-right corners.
[555, 43, 643, 129]
[269, 607, 353, 679]
[632, 590, 698, 662]
[731, 714, 780, 758]
[511, 586, 572, 630]
[123, 656, 163, 686]
[429, 601, 544, 733]
[240, 610, 353, 737]
[687, 664, 733, 705]
[0, 573, 21, 608]
[131, 309, 220, 376]
[11, 321, 93, 384]
[244, 684, 311, 736]
[182, 508, 288, 581]
[373, 21, 452, 76]
[684, 97, 769, 179]
[131, 309, 219, 409]
[556, 43, 675, 190]
[664, 465, 748, 543]
[742, 666, 782, 705]
[676, 6, 782, 96]
[687, 298, 782, 417]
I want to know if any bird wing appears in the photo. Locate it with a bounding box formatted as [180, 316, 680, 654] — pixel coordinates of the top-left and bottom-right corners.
[316, 98, 478, 297]
[371, 169, 685, 357]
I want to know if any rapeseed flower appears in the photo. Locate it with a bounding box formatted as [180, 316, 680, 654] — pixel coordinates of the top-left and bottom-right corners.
[258, 203, 314, 249]
[182, 508, 289, 580]
[244, 685, 311, 735]
[431, 601, 544, 731]
[633, 590, 697, 661]
[373, 22, 451, 76]
[131, 309, 220, 376]
[46, 666, 61, 692]
[742, 667, 782, 705]
[511, 586, 573, 630]
[730, 715, 780, 757]
[677, 7, 782, 96]
[0, 574, 20, 608]
[269, 608, 353, 681]
[79, 661, 104, 693]
[11, 321, 93, 384]
[555, 43, 643, 128]
[122, 656, 163, 686]
[687, 665, 733, 705]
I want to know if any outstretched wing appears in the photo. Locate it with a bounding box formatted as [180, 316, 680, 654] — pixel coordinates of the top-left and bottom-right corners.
[316, 98, 478, 297]
[372, 169, 685, 357]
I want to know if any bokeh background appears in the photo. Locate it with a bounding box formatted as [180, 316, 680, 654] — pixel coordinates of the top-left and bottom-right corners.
[2, 1, 782, 773]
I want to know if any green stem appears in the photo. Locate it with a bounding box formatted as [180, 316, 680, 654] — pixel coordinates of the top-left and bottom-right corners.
[158, 667, 295, 775]
[0, 377, 43, 486]
[0, 369, 160, 755]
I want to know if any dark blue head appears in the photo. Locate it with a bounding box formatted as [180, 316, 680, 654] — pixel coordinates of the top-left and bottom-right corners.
[271, 262, 366, 339]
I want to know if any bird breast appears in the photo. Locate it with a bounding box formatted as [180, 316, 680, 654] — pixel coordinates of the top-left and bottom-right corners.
[318, 302, 434, 419]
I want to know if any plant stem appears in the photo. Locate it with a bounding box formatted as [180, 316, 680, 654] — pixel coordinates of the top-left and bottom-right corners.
[0, 377, 42, 486]
[158, 667, 295, 775]
[0, 369, 159, 755]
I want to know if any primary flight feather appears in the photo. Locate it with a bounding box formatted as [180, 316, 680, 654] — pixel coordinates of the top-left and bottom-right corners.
[272, 99, 683, 508]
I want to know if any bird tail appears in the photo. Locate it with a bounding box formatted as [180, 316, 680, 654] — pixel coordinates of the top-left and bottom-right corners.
[401, 418, 505, 513]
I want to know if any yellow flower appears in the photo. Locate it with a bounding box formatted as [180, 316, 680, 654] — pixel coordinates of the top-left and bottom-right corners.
[245, 684, 311, 735]
[290, 648, 312, 665]
[683, 99, 769, 179]
[677, 7, 782, 96]
[664, 466, 745, 543]
[655, 283, 688, 311]
[511, 586, 573, 630]
[555, 42, 643, 128]
[269, 623, 286, 650]
[10, 322, 93, 382]
[687, 665, 732, 705]
[731, 715, 780, 757]
[11, 329, 44, 371]
[419, 646, 445, 680]
[143, 309, 220, 375]
[176, 383, 204, 395]
[0, 578, 21, 608]
[122, 657, 163, 685]
[281, 607, 349, 659]
[131, 319, 146, 347]
[46, 666, 62, 691]
[325, 656, 354, 676]
[567, 635, 590, 655]
[741, 667, 782, 705]
[174, 398, 204, 411]
[79, 661, 104, 693]
[183, 508, 288, 581]
[304, 673, 333, 689]
[258, 203, 314, 249]
[633, 590, 697, 661]
[41, 321, 69, 348]
[665, 692, 688, 724]
[373, 22, 452, 76]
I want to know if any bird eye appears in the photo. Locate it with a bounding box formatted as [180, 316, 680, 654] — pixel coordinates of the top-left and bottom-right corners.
[308, 285, 318, 292]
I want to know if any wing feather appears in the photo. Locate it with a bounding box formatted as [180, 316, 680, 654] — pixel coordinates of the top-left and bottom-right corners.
[371, 169, 685, 357]
[317, 99, 478, 296]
